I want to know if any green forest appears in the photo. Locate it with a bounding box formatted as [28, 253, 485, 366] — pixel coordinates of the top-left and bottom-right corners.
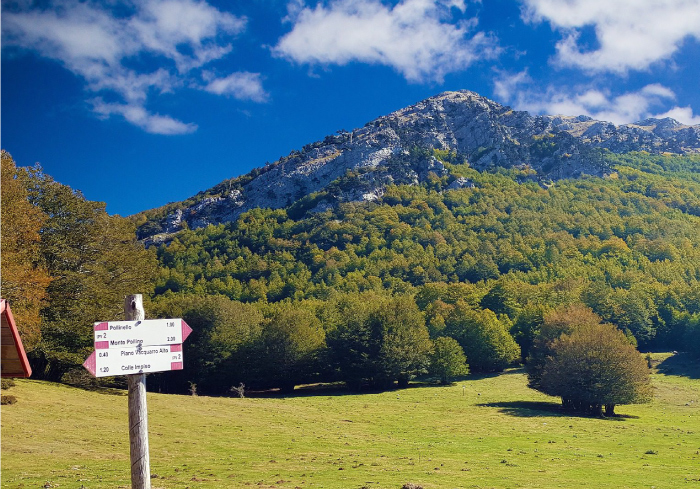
[3, 149, 700, 406]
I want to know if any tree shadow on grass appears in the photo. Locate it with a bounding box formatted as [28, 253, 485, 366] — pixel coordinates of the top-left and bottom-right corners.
[478, 400, 638, 421]
[68, 382, 128, 396]
[408, 367, 525, 387]
[249, 369, 527, 399]
[656, 352, 700, 379]
[466, 366, 526, 381]
[249, 382, 358, 398]
[251, 378, 476, 398]
[254, 380, 465, 398]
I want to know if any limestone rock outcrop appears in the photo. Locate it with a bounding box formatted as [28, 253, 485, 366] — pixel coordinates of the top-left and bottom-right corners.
[138, 90, 700, 243]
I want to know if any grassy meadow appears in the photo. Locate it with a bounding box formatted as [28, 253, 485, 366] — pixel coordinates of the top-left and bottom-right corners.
[2, 352, 699, 489]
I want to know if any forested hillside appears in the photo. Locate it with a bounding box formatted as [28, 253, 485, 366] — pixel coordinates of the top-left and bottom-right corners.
[134, 150, 700, 394]
[4, 148, 700, 398]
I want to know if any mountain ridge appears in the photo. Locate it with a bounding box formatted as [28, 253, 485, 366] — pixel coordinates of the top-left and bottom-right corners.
[134, 90, 700, 243]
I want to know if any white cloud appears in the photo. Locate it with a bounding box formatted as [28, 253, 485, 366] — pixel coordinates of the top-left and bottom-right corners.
[656, 106, 700, 125]
[2, 0, 263, 133]
[3, 2, 133, 75]
[273, 0, 499, 83]
[522, 0, 700, 73]
[202, 71, 269, 102]
[495, 73, 700, 125]
[131, 0, 245, 73]
[93, 100, 198, 135]
[493, 69, 531, 101]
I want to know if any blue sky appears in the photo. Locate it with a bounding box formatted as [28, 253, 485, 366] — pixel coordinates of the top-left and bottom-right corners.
[3, 0, 700, 216]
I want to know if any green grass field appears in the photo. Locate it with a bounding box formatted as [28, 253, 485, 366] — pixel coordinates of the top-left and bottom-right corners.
[2, 353, 699, 489]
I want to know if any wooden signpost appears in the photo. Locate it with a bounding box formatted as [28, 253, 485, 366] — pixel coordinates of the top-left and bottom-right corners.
[83, 294, 192, 489]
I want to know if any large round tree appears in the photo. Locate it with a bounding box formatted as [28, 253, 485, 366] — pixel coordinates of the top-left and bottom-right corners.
[526, 304, 603, 391]
[538, 321, 652, 416]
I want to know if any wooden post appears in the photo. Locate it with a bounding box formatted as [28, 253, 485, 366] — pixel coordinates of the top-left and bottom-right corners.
[125, 294, 151, 489]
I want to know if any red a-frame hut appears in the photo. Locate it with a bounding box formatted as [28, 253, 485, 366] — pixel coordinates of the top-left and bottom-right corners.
[1, 299, 33, 378]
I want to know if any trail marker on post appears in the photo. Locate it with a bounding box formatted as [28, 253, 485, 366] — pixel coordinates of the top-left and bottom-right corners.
[83, 318, 192, 377]
[83, 343, 185, 377]
[82, 294, 193, 489]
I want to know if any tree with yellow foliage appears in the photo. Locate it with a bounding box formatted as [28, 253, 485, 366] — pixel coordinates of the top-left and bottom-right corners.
[0, 151, 51, 350]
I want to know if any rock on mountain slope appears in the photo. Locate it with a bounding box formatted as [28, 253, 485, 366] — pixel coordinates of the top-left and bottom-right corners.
[136, 90, 700, 243]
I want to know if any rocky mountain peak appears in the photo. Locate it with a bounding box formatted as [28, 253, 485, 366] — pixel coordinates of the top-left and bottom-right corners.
[136, 91, 700, 244]
[633, 117, 680, 127]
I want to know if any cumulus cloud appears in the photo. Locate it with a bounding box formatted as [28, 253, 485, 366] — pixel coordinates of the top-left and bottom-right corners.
[537, 86, 674, 124]
[130, 0, 245, 73]
[273, 0, 499, 83]
[2, 0, 265, 134]
[495, 72, 700, 125]
[522, 0, 700, 73]
[656, 106, 700, 125]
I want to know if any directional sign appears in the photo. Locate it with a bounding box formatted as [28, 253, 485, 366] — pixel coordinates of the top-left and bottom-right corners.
[93, 319, 192, 349]
[83, 344, 184, 377]
[84, 317, 193, 378]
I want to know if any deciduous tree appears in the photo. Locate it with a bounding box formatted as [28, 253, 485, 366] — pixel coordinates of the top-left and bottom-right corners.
[429, 336, 469, 384]
[257, 303, 326, 392]
[0, 151, 51, 350]
[148, 293, 264, 394]
[23, 167, 157, 380]
[327, 292, 432, 390]
[539, 322, 652, 415]
[527, 304, 602, 391]
[444, 303, 520, 372]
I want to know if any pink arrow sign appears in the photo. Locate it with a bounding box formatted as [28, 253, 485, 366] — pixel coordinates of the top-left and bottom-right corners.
[181, 319, 192, 342]
[83, 351, 97, 376]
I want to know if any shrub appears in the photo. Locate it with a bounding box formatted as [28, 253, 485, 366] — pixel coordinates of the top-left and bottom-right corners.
[1, 395, 18, 405]
[62, 368, 100, 389]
